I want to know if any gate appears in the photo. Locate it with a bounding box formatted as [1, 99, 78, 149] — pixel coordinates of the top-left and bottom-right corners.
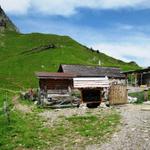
[109, 85, 127, 105]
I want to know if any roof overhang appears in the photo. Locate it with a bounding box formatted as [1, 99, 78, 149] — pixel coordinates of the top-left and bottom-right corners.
[35, 72, 77, 79]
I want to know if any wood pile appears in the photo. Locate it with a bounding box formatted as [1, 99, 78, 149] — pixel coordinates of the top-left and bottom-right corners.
[40, 94, 80, 108]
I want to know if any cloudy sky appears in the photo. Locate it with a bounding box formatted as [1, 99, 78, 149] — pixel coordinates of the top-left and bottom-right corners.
[1, 0, 150, 67]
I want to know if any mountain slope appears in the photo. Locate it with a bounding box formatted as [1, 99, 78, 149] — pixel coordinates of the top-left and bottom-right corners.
[0, 6, 18, 32]
[0, 7, 140, 89]
[0, 31, 140, 89]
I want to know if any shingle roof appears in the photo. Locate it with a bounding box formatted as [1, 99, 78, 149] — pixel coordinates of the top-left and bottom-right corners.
[35, 72, 76, 79]
[58, 64, 125, 79]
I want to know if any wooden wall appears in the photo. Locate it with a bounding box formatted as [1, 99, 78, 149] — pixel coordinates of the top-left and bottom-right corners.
[109, 85, 127, 105]
[39, 79, 73, 90]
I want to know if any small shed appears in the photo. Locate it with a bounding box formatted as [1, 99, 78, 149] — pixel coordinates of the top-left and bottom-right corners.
[36, 72, 76, 93]
[73, 77, 109, 107]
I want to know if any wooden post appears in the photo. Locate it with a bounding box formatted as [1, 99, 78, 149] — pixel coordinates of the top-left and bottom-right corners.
[131, 74, 133, 86]
[134, 73, 137, 87]
[125, 74, 128, 86]
[144, 89, 148, 101]
[3, 92, 10, 124]
[141, 73, 143, 86]
[3, 101, 10, 124]
[80, 89, 83, 104]
[37, 88, 41, 105]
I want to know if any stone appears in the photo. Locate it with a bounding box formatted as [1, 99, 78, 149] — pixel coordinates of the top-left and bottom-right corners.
[128, 96, 137, 103]
[100, 102, 107, 108]
[79, 103, 88, 109]
[143, 101, 150, 105]
[141, 107, 150, 111]
[34, 101, 38, 105]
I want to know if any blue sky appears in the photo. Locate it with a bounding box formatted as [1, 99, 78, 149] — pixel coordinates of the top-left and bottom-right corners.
[1, 0, 150, 67]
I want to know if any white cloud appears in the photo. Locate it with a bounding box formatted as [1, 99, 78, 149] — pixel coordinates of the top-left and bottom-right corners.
[115, 24, 134, 31]
[0, 0, 30, 14]
[30, 0, 77, 16]
[1, 0, 150, 16]
[93, 43, 150, 67]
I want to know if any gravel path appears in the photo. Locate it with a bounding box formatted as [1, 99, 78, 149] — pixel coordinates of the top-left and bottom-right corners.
[87, 104, 150, 150]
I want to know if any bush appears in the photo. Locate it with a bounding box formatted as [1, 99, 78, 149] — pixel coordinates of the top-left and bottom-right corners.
[129, 92, 144, 104]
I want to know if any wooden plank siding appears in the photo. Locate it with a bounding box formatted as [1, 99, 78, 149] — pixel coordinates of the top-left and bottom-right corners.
[73, 77, 109, 88]
[39, 79, 73, 90]
[109, 85, 127, 105]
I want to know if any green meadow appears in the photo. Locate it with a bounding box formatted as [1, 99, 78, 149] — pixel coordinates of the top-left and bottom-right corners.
[0, 31, 139, 90]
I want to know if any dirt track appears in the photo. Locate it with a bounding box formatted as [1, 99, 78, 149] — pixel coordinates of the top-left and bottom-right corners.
[87, 104, 150, 150]
[12, 96, 32, 113]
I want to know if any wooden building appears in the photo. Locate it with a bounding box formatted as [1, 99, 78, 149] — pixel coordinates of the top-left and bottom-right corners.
[36, 72, 76, 93]
[123, 67, 150, 87]
[36, 64, 125, 93]
[36, 64, 126, 106]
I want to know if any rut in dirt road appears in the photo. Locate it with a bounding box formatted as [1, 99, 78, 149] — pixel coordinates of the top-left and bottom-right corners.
[12, 96, 32, 114]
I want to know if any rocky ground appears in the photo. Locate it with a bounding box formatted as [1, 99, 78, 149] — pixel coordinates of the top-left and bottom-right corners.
[86, 104, 150, 150]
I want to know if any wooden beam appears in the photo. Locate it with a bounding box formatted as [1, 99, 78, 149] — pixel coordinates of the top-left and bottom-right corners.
[80, 89, 83, 104]
[134, 73, 138, 87]
[141, 73, 143, 85]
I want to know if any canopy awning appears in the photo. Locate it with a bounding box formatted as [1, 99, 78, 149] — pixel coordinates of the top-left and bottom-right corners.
[73, 77, 109, 88]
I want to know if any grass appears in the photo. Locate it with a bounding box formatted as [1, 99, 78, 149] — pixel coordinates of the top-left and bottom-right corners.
[129, 90, 150, 104]
[0, 91, 121, 150]
[47, 110, 120, 149]
[0, 31, 140, 90]
[0, 112, 41, 150]
[0, 112, 120, 149]
[66, 113, 120, 138]
[129, 92, 144, 104]
[19, 98, 34, 106]
[0, 91, 50, 150]
[0, 90, 14, 108]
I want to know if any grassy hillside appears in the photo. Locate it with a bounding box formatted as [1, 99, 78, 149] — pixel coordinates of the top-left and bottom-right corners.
[0, 31, 140, 89]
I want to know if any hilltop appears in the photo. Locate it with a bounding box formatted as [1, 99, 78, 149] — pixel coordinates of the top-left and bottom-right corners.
[0, 7, 140, 90]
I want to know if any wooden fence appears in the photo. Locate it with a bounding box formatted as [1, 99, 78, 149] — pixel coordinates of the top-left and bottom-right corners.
[109, 84, 127, 105]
